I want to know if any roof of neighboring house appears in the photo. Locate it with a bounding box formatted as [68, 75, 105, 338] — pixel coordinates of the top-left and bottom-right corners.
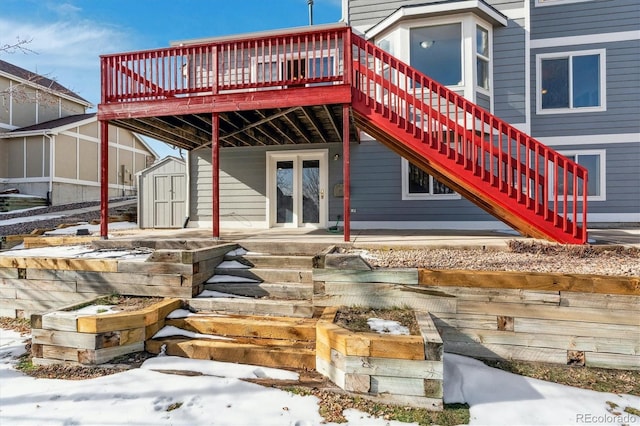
[0, 59, 91, 106]
[9, 113, 97, 132]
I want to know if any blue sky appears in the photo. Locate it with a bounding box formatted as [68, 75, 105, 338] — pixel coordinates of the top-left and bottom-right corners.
[0, 0, 342, 157]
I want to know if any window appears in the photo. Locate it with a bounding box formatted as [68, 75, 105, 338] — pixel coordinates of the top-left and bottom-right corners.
[552, 150, 605, 201]
[476, 26, 490, 90]
[410, 23, 462, 86]
[537, 50, 606, 114]
[402, 159, 459, 200]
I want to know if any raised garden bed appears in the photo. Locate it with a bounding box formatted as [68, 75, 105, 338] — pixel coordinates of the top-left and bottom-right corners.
[30, 296, 182, 366]
[316, 306, 444, 410]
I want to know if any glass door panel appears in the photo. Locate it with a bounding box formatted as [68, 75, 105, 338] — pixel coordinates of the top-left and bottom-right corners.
[276, 161, 294, 224]
[302, 160, 320, 224]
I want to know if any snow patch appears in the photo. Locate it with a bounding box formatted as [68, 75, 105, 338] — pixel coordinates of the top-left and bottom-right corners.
[196, 290, 251, 299]
[367, 318, 409, 335]
[225, 247, 248, 257]
[152, 325, 233, 341]
[216, 260, 251, 269]
[206, 274, 261, 284]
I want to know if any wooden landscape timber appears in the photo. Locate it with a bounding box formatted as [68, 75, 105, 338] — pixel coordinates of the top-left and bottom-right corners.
[315, 306, 444, 410]
[313, 267, 640, 370]
[0, 242, 238, 317]
[31, 298, 182, 366]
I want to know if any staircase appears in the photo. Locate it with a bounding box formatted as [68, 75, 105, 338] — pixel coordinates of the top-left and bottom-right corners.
[350, 33, 588, 244]
[146, 244, 318, 369]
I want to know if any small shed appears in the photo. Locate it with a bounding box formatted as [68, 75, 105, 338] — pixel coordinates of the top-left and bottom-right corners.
[137, 156, 187, 229]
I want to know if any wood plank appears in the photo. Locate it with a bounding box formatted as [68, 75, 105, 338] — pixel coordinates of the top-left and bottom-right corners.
[32, 357, 81, 367]
[41, 311, 79, 331]
[23, 236, 98, 248]
[0, 268, 18, 279]
[431, 313, 499, 331]
[370, 376, 434, 397]
[331, 350, 443, 379]
[9, 277, 77, 292]
[351, 392, 443, 411]
[29, 269, 184, 287]
[185, 298, 314, 318]
[445, 341, 569, 364]
[78, 342, 145, 364]
[0, 257, 118, 272]
[76, 282, 192, 298]
[167, 315, 317, 341]
[316, 321, 371, 357]
[77, 312, 146, 333]
[32, 329, 97, 349]
[560, 292, 640, 310]
[457, 301, 640, 326]
[426, 285, 560, 305]
[369, 334, 425, 360]
[586, 352, 640, 370]
[117, 260, 193, 275]
[314, 269, 418, 284]
[16, 289, 90, 304]
[42, 344, 79, 361]
[345, 373, 371, 393]
[184, 243, 238, 264]
[415, 311, 443, 361]
[146, 338, 315, 370]
[0, 288, 16, 298]
[313, 293, 456, 313]
[0, 308, 16, 317]
[139, 299, 183, 325]
[1, 298, 65, 312]
[515, 318, 640, 339]
[419, 269, 640, 296]
[118, 327, 146, 346]
[439, 327, 639, 355]
[316, 355, 346, 389]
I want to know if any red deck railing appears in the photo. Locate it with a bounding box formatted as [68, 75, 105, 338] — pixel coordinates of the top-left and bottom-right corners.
[100, 25, 349, 103]
[99, 25, 588, 244]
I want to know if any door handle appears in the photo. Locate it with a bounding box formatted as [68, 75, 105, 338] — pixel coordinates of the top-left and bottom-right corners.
[320, 189, 325, 199]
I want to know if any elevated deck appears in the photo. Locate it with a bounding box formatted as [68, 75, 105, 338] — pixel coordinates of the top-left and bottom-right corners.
[98, 24, 588, 244]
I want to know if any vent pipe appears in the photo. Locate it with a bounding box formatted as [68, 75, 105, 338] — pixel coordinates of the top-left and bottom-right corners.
[308, 0, 314, 25]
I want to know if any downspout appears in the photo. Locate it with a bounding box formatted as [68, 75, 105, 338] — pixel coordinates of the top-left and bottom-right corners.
[43, 132, 55, 206]
[184, 150, 191, 228]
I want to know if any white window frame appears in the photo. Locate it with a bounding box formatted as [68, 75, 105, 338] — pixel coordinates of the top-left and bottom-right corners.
[475, 24, 491, 94]
[536, 49, 606, 115]
[401, 158, 461, 200]
[535, 0, 596, 6]
[549, 149, 606, 202]
[251, 50, 338, 84]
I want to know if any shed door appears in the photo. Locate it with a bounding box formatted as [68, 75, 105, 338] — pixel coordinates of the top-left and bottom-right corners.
[153, 174, 185, 228]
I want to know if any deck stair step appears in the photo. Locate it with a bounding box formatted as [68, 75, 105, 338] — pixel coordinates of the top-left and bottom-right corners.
[186, 297, 315, 318]
[224, 254, 315, 269]
[204, 281, 313, 299]
[166, 314, 317, 341]
[212, 267, 312, 284]
[146, 337, 315, 369]
[148, 313, 317, 369]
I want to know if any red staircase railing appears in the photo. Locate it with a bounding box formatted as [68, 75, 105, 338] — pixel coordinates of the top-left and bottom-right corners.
[350, 33, 587, 244]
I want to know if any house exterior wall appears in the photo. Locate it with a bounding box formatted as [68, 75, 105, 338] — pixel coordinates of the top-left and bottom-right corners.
[339, 0, 640, 226]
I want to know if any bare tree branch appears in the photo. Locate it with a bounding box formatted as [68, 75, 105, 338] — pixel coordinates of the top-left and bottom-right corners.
[1, 37, 36, 55]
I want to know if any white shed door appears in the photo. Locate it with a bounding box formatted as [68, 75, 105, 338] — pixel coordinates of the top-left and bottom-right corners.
[153, 174, 186, 228]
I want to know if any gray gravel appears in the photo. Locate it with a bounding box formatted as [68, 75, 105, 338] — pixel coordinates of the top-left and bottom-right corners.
[362, 247, 640, 277]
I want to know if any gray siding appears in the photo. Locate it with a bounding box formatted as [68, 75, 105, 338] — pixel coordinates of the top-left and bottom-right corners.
[349, 0, 524, 30]
[350, 140, 494, 222]
[476, 92, 491, 112]
[493, 15, 526, 123]
[531, 40, 640, 137]
[531, 0, 639, 39]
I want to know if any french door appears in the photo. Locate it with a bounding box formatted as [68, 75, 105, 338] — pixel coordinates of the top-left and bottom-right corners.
[267, 150, 328, 228]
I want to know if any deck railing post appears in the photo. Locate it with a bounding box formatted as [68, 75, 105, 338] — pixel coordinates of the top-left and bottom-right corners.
[99, 120, 109, 239]
[342, 103, 351, 242]
[212, 112, 220, 239]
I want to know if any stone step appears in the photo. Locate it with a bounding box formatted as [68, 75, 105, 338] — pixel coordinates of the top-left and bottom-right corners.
[211, 268, 312, 284]
[146, 337, 315, 369]
[203, 281, 313, 300]
[224, 254, 315, 270]
[166, 314, 317, 342]
[186, 297, 315, 318]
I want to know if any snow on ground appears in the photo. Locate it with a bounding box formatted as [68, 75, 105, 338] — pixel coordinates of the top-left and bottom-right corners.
[366, 318, 410, 335]
[2, 328, 638, 426]
[152, 325, 234, 341]
[216, 260, 251, 269]
[206, 275, 261, 284]
[196, 290, 251, 299]
[0, 245, 150, 260]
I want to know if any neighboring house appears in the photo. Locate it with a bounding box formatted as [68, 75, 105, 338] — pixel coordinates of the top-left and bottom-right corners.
[0, 59, 158, 205]
[96, 0, 639, 243]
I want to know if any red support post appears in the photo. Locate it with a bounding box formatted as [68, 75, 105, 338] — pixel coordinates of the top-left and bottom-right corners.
[342, 104, 351, 242]
[99, 120, 109, 239]
[212, 112, 220, 239]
